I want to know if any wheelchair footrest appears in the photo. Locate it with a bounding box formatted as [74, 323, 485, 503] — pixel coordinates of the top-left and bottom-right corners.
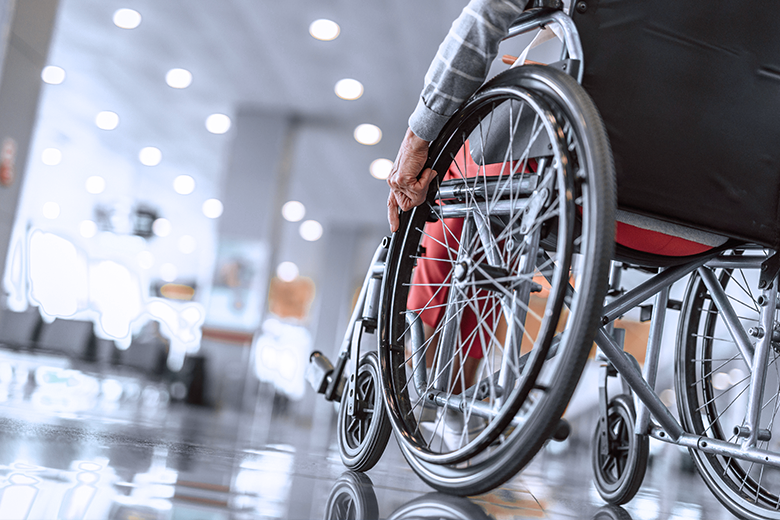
[306, 351, 334, 395]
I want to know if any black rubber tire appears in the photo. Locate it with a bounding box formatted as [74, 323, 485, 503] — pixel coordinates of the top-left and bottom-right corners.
[338, 352, 392, 472]
[592, 394, 649, 505]
[676, 260, 780, 520]
[388, 493, 491, 520]
[593, 505, 635, 520]
[324, 471, 379, 520]
[379, 65, 615, 495]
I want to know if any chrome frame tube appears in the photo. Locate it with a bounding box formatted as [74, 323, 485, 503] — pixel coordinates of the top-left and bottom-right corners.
[743, 279, 778, 447]
[436, 174, 537, 202]
[595, 328, 684, 440]
[406, 312, 428, 395]
[698, 266, 755, 370]
[435, 199, 529, 219]
[497, 228, 540, 405]
[339, 242, 387, 355]
[434, 219, 474, 392]
[706, 256, 767, 269]
[649, 426, 780, 469]
[428, 388, 526, 428]
[601, 256, 712, 324]
[505, 10, 585, 83]
[635, 285, 669, 436]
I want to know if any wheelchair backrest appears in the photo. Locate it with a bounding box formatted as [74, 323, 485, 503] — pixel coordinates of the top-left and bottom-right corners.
[572, 0, 780, 248]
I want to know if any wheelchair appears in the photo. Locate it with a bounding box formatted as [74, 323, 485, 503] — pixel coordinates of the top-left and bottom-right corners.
[307, 2, 780, 518]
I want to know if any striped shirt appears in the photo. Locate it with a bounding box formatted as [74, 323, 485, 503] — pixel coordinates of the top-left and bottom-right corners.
[408, 0, 529, 142]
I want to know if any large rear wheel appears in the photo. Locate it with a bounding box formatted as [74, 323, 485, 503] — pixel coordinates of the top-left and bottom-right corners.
[379, 65, 615, 495]
[677, 256, 780, 519]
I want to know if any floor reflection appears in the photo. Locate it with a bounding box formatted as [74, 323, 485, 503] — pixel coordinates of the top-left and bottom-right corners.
[0, 360, 746, 520]
[322, 470, 646, 520]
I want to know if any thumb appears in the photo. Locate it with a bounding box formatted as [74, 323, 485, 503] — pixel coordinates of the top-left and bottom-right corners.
[420, 167, 437, 187]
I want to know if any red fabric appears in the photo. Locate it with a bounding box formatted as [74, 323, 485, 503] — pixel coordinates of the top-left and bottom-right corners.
[407, 144, 530, 359]
[615, 222, 714, 256]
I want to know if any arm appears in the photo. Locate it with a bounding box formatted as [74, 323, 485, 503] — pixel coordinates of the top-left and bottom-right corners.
[388, 0, 529, 231]
[409, 0, 530, 142]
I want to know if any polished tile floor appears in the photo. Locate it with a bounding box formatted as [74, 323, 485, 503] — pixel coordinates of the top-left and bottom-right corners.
[0, 366, 741, 520]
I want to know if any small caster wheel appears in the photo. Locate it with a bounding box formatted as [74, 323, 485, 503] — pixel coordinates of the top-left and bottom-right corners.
[388, 492, 492, 520]
[593, 504, 634, 520]
[324, 471, 378, 520]
[592, 394, 648, 505]
[337, 352, 391, 471]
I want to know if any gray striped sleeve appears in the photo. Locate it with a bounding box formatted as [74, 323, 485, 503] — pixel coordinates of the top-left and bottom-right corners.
[409, 0, 529, 142]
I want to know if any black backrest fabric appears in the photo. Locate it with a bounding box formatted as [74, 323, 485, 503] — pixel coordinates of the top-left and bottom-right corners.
[572, 1, 780, 247]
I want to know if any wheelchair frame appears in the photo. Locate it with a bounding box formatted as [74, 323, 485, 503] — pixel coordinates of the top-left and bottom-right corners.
[306, 5, 780, 517]
[599, 252, 780, 462]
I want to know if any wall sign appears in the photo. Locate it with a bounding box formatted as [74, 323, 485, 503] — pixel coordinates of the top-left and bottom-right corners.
[0, 137, 16, 187]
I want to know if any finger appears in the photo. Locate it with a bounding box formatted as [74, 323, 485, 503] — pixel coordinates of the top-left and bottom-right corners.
[419, 168, 437, 188]
[396, 193, 415, 212]
[387, 192, 400, 233]
[403, 169, 436, 207]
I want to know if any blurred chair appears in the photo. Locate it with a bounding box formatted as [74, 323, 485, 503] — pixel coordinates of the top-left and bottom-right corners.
[0, 309, 42, 350]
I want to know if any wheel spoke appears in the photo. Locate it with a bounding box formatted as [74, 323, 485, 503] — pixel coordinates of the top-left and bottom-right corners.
[380, 67, 612, 493]
[678, 266, 780, 514]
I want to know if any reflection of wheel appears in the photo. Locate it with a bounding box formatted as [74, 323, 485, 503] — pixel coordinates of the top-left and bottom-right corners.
[324, 471, 378, 520]
[388, 493, 491, 520]
[338, 352, 391, 471]
[677, 260, 780, 519]
[592, 394, 648, 505]
[380, 65, 615, 495]
[592, 504, 635, 520]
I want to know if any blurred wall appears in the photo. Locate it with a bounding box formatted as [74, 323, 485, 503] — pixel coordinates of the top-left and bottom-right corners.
[0, 0, 60, 325]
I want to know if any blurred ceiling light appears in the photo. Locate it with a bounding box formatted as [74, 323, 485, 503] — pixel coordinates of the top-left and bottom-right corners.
[139, 146, 162, 166]
[309, 19, 340, 41]
[43, 202, 60, 220]
[202, 198, 223, 219]
[41, 148, 62, 166]
[41, 65, 65, 85]
[95, 111, 119, 130]
[370, 158, 393, 180]
[173, 174, 195, 195]
[137, 250, 154, 270]
[85, 175, 105, 194]
[160, 263, 178, 282]
[113, 8, 141, 29]
[354, 124, 382, 145]
[206, 113, 231, 134]
[729, 368, 745, 385]
[101, 379, 123, 401]
[152, 217, 171, 237]
[276, 261, 299, 282]
[282, 200, 305, 222]
[166, 68, 192, 89]
[335, 78, 363, 100]
[182, 306, 202, 324]
[299, 220, 323, 242]
[178, 235, 197, 254]
[80, 220, 97, 238]
[659, 388, 675, 407]
[712, 372, 731, 390]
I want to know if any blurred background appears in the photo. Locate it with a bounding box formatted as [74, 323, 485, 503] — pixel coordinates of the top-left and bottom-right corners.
[0, 1, 722, 519]
[0, 0, 483, 418]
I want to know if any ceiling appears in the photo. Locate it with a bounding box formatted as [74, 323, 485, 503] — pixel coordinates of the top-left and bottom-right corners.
[39, 0, 469, 225]
[21, 0, 555, 294]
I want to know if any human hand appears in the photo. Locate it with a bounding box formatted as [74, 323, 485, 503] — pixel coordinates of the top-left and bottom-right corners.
[387, 128, 437, 232]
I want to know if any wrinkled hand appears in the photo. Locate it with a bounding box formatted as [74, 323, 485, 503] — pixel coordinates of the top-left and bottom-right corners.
[387, 128, 437, 232]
